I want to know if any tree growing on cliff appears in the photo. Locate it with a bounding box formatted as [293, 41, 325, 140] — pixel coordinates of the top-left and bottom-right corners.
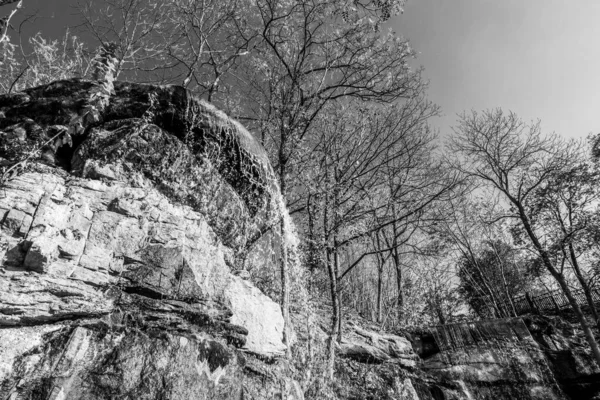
[76, 0, 255, 101]
[76, 0, 170, 81]
[450, 109, 600, 366]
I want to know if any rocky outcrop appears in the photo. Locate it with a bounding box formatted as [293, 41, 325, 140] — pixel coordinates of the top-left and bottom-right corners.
[411, 316, 600, 400]
[0, 80, 297, 399]
[422, 343, 564, 399]
[324, 311, 600, 400]
[527, 316, 600, 399]
[293, 305, 439, 400]
[338, 322, 417, 368]
[0, 171, 284, 354]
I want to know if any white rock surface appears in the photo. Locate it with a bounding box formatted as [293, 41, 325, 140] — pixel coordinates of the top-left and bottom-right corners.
[0, 169, 285, 357]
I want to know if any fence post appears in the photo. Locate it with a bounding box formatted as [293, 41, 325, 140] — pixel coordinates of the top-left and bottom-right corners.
[525, 292, 539, 315]
[550, 293, 561, 314]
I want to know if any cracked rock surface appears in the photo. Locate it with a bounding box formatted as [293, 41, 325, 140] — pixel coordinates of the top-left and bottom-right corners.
[0, 80, 296, 400]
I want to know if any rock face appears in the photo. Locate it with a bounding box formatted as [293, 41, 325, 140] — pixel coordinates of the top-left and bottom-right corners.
[327, 311, 600, 400]
[338, 322, 417, 368]
[422, 343, 564, 399]
[411, 316, 600, 400]
[527, 316, 600, 400]
[0, 79, 295, 399]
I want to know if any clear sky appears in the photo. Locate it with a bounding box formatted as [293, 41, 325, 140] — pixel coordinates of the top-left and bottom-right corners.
[3, 0, 600, 140]
[394, 0, 600, 140]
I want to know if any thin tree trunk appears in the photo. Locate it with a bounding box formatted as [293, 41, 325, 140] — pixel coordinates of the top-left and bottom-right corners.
[552, 269, 600, 362]
[323, 178, 338, 379]
[392, 247, 403, 320]
[436, 304, 446, 325]
[333, 169, 343, 343]
[503, 254, 519, 317]
[326, 245, 340, 380]
[278, 150, 291, 359]
[558, 210, 600, 330]
[306, 193, 318, 291]
[517, 204, 600, 366]
[279, 195, 291, 359]
[494, 244, 518, 317]
[390, 207, 404, 322]
[377, 261, 384, 324]
[375, 232, 384, 323]
[334, 241, 342, 343]
[567, 243, 600, 331]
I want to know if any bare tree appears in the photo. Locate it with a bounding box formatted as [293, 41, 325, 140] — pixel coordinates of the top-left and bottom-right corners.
[525, 152, 600, 329]
[74, 0, 421, 365]
[226, 0, 425, 365]
[434, 196, 529, 318]
[0, 0, 21, 42]
[293, 98, 459, 376]
[450, 108, 600, 365]
[77, 0, 254, 100]
[0, 4, 92, 94]
[76, 0, 171, 80]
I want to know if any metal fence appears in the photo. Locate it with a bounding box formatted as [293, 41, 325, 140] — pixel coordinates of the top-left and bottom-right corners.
[427, 288, 600, 353]
[429, 317, 532, 352]
[502, 288, 600, 316]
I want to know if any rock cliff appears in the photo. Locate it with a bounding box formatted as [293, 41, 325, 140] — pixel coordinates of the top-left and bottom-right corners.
[0, 79, 295, 399]
[411, 316, 600, 400]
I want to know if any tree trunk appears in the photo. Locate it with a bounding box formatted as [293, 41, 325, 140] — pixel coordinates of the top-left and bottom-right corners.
[306, 193, 319, 294]
[375, 232, 384, 324]
[334, 242, 342, 343]
[568, 242, 600, 331]
[279, 216, 291, 359]
[436, 304, 446, 325]
[497, 250, 518, 317]
[377, 261, 384, 324]
[390, 209, 404, 322]
[326, 245, 340, 380]
[393, 246, 404, 322]
[278, 155, 291, 359]
[323, 180, 338, 379]
[517, 204, 600, 366]
[552, 269, 600, 363]
[333, 169, 343, 343]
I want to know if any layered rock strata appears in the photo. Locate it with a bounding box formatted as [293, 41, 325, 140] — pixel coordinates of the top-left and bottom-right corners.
[0, 79, 293, 399]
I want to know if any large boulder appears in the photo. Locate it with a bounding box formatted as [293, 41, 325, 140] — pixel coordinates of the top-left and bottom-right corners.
[0, 80, 297, 399]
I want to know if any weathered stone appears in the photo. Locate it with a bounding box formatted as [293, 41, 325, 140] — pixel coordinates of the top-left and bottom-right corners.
[23, 239, 57, 272]
[0, 79, 302, 399]
[0, 272, 112, 325]
[226, 276, 286, 356]
[78, 243, 114, 272]
[0, 324, 63, 383]
[338, 322, 418, 368]
[338, 342, 391, 364]
[1, 326, 246, 400]
[395, 378, 420, 400]
[1, 208, 32, 236]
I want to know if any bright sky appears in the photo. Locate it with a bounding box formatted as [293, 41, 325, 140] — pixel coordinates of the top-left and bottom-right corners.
[394, 0, 600, 140]
[3, 0, 600, 141]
